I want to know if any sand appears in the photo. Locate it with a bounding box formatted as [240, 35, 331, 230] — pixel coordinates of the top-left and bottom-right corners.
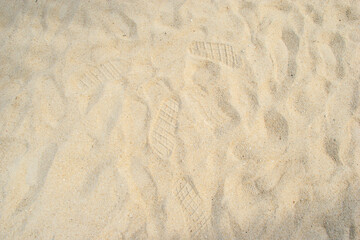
[0, 0, 360, 239]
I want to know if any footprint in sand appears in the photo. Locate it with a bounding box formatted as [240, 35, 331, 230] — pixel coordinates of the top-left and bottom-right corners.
[141, 79, 180, 161]
[281, 28, 299, 79]
[188, 41, 241, 69]
[174, 177, 213, 239]
[149, 97, 180, 160]
[77, 59, 128, 114]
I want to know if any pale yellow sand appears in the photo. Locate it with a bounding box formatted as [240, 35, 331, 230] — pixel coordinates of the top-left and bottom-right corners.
[0, 0, 360, 239]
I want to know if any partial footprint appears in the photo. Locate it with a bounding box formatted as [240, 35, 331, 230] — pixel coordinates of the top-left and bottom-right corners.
[305, 4, 323, 25]
[131, 161, 158, 206]
[329, 33, 346, 79]
[31, 75, 66, 130]
[174, 177, 213, 239]
[78, 59, 125, 91]
[86, 3, 138, 41]
[13, 143, 58, 217]
[0, 138, 28, 204]
[281, 28, 299, 78]
[80, 160, 112, 197]
[140, 78, 171, 110]
[77, 59, 127, 114]
[264, 109, 289, 142]
[140, 78, 180, 160]
[0, 138, 27, 171]
[112, 9, 138, 40]
[324, 136, 341, 165]
[188, 41, 240, 69]
[350, 82, 359, 113]
[255, 160, 286, 193]
[77, 163, 129, 238]
[149, 97, 180, 160]
[186, 86, 233, 134]
[42, 0, 79, 35]
[157, 0, 186, 29]
[0, 88, 29, 137]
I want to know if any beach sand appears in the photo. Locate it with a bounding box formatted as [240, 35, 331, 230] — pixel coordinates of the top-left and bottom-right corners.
[0, 0, 360, 239]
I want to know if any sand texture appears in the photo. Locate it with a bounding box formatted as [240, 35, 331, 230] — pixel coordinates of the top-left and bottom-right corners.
[1, 0, 360, 239]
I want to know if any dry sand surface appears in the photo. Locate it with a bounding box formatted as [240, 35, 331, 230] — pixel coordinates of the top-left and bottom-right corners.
[1, 0, 360, 239]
